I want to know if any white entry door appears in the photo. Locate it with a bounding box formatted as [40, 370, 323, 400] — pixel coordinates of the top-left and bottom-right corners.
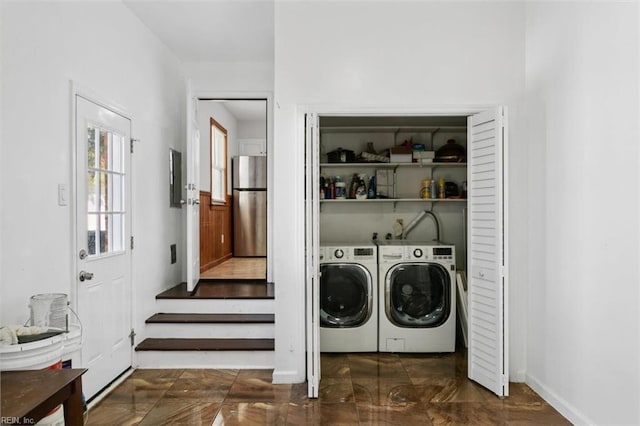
[75, 95, 132, 399]
[186, 93, 200, 292]
[304, 112, 321, 398]
[467, 107, 509, 397]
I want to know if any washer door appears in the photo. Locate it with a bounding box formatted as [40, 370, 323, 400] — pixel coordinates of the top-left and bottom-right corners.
[386, 263, 451, 328]
[320, 264, 373, 328]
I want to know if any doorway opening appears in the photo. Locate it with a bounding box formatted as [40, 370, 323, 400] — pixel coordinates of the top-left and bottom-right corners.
[197, 99, 268, 281]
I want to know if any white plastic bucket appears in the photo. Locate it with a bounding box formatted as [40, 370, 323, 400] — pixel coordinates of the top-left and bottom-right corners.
[0, 334, 65, 425]
[0, 334, 64, 370]
[62, 324, 82, 369]
[29, 293, 68, 331]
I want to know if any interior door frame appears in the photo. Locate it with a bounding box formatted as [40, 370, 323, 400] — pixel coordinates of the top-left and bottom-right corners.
[301, 104, 508, 396]
[304, 111, 321, 397]
[69, 80, 135, 365]
[188, 88, 274, 284]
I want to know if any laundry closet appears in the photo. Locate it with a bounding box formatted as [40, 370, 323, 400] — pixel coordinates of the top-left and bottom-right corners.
[305, 109, 508, 396]
[318, 115, 468, 266]
[316, 114, 468, 352]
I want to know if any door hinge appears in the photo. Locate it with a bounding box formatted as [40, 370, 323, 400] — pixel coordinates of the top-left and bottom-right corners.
[130, 138, 139, 153]
[130, 236, 134, 250]
[129, 329, 136, 347]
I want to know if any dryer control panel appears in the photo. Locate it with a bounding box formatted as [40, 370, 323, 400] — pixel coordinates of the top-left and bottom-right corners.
[379, 244, 455, 263]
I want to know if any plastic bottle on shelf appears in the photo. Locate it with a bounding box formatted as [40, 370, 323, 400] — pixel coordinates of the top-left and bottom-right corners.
[356, 174, 367, 200]
[367, 175, 376, 199]
[438, 177, 446, 199]
[327, 178, 335, 199]
[335, 176, 346, 199]
[430, 179, 437, 200]
[420, 179, 431, 199]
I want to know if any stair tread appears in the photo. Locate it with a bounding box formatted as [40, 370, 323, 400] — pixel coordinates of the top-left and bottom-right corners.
[146, 313, 274, 324]
[135, 338, 274, 352]
[156, 282, 274, 300]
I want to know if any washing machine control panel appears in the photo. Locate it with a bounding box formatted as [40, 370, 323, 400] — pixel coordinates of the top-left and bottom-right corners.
[413, 248, 423, 258]
[321, 245, 377, 262]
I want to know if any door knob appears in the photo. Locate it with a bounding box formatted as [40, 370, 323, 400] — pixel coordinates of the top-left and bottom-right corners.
[79, 271, 94, 282]
[192, 199, 200, 205]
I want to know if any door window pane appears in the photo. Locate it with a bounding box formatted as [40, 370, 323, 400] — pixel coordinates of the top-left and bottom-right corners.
[109, 174, 124, 212]
[109, 133, 125, 173]
[86, 123, 126, 257]
[87, 213, 98, 255]
[87, 126, 97, 169]
[108, 214, 124, 252]
[87, 171, 98, 213]
[100, 172, 109, 212]
[99, 130, 109, 169]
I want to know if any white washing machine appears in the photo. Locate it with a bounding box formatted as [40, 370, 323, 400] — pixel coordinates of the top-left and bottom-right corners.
[319, 242, 378, 352]
[377, 240, 456, 353]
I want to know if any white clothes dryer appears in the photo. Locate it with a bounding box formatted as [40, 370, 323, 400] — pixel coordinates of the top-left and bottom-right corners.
[319, 242, 378, 352]
[377, 240, 456, 353]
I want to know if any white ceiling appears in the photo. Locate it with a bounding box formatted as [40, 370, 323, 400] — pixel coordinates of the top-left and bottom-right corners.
[122, 0, 274, 63]
[122, 1, 273, 121]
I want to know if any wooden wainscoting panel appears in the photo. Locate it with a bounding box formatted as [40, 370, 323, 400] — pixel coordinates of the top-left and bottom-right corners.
[200, 192, 233, 272]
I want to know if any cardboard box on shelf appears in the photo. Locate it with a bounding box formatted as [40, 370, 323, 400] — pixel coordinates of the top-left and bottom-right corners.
[390, 146, 412, 163]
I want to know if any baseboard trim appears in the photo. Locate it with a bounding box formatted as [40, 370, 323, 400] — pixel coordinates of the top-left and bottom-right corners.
[511, 369, 526, 383]
[200, 253, 233, 273]
[526, 373, 593, 425]
[272, 369, 304, 384]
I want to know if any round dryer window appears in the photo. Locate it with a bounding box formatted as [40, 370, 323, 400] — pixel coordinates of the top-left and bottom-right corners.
[320, 264, 372, 328]
[386, 263, 450, 328]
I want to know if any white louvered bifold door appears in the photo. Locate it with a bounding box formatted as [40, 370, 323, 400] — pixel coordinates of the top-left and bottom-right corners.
[467, 107, 508, 397]
[305, 112, 321, 398]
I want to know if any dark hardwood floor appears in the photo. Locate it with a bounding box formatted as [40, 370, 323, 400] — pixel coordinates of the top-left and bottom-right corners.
[87, 350, 569, 425]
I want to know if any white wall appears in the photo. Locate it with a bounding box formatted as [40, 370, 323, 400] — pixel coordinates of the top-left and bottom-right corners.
[273, 1, 527, 383]
[197, 102, 238, 194]
[237, 119, 267, 139]
[524, 3, 640, 424]
[185, 61, 274, 94]
[0, 2, 186, 351]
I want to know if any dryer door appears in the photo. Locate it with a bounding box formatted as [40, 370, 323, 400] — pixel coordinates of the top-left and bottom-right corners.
[386, 263, 451, 327]
[320, 264, 373, 328]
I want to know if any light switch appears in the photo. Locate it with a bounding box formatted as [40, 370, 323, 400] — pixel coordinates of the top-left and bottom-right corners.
[58, 184, 68, 206]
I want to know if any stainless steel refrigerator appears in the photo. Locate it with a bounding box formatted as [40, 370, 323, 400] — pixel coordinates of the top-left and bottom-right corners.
[232, 156, 267, 257]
